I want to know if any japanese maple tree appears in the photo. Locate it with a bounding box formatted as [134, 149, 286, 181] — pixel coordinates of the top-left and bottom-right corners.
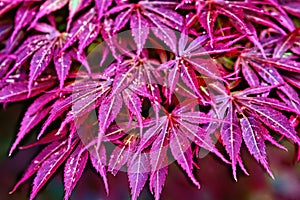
[0, 0, 300, 199]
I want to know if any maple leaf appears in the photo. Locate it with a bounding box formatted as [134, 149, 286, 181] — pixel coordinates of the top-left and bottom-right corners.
[2, 1, 300, 200]
[213, 84, 300, 180]
[107, 0, 183, 53]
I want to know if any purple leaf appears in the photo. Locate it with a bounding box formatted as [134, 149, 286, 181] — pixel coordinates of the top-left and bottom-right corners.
[90, 144, 109, 194]
[138, 117, 168, 152]
[245, 104, 300, 145]
[29, 0, 69, 29]
[98, 94, 122, 134]
[149, 124, 169, 173]
[273, 28, 299, 58]
[10, 3, 37, 43]
[64, 144, 88, 200]
[240, 116, 274, 178]
[241, 59, 260, 87]
[130, 10, 150, 56]
[108, 145, 131, 176]
[30, 140, 77, 200]
[77, 16, 100, 53]
[54, 49, 72, 89]
[128, 153, 149, 200]
[179, 120, 228, 163]
[282, 2, 300, 17]
[9, 141, 67, 194]
[20, 129, 66, 150]
[221, 103, 242, 181]
[198, 8, 218, 48]
[167, 62, 179, 102]
[250, 61, 300, 102]
[29, 42, 55, 93]
[239, 97, 300, 116]
[111, 66, 136, 96]
[6, 35, 48, 78]
[180, 63, 201, 98]
[146, 12, 177, 53]
[143, 4, 183, 30]
[113, 7, 133, 33]
[95, 0, 113, 20]
[67, 0, 92, 30]
[149, 166, 168, 200]
[0, 0, 21, 16]
[9, 106, 51, 156]
[123, 89, 143, 136]
[0, 80, 54, 103]
[170, 128, 200, 189]
[63, 8, 96, 51]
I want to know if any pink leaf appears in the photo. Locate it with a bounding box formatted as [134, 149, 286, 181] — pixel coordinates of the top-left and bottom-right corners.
[63, 8, 96, 51]
[108, 145, 131, 176]
[123, 89, 143, 136]
[167, 62, 180, 102]
[273, 28, 299, 58]
[113, 7, 133, 33]
[143, 4, 183, 29]
[78, 16, 100, 53]
[241, 58, 260, 87]
[180, 63, 201, 97]
[67, 0, 92, 30]
[150, 133, 169, 181]
[146, 12, 177, 53]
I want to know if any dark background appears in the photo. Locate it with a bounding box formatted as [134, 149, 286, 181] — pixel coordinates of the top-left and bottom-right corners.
[1, 103, 300, 200]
